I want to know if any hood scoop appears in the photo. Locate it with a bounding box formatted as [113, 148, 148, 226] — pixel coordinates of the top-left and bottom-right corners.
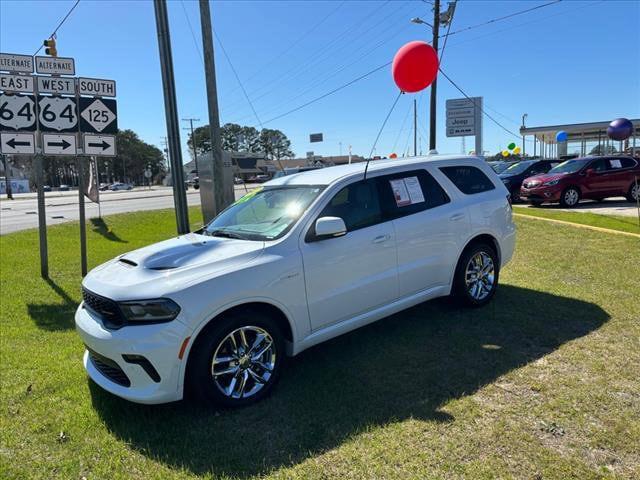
[118, 257, 138, 267]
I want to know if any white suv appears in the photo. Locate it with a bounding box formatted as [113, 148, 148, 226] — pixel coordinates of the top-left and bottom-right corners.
[76, 155, 516, 406]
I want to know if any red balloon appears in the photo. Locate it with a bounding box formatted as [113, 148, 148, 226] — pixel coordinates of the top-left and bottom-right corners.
[392, 41, 439, 93]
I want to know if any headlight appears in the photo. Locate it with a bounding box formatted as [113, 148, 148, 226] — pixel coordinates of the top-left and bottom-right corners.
[118, 298, 181, 323]
[543, 179, 560, 186]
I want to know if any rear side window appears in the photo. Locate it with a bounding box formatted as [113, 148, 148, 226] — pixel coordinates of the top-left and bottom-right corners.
[611, 158, 637, 169]
[378, 169, 450, 219]
[440, 166, 495, 194]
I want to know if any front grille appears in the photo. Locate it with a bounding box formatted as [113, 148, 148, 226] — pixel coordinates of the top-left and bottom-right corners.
[88, 348, 131, 387]
[82, 288, 125, 329]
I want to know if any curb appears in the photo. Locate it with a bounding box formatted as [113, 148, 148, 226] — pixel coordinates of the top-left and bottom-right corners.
[513, 213, 640, 239]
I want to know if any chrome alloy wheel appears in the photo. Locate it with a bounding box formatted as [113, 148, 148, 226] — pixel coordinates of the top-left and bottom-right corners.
[211, 326, 276, 399]
[564, 188, 579, 206]
[465, 252, 495, 301]
[632, 183, 639, 200]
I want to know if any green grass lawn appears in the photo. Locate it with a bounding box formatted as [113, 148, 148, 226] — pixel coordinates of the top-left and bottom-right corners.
[1, 209, 639, 479]
[513, 205, 640, 234]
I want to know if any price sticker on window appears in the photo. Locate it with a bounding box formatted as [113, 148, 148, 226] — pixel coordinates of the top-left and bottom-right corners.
[390, 176, 425, 207]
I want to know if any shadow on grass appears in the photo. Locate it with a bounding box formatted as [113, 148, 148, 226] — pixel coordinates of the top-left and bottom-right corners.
[27, 279, 78, 331]
[90, 285, 608, 478]
[90, 217, 127, 243]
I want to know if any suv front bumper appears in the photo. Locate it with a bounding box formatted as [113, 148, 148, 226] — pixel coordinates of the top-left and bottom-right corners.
[519, 184, 562, 203]
[75, 304, 191, 404]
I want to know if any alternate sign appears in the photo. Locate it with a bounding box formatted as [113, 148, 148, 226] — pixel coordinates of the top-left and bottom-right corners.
[78, 77, 116, 97]
[0, 53, 34, 73]
[83, 134, 116, 156]
[42, 133, 77, 155]
[38, 95, 78, 132]
[79, 97, 117, 134]
[0, 73, 35, 93]
[0, 132, 35, 154]
[37, 76, 75, 95]
[0, 93, 37, 131]
[35, 56, 75, 75]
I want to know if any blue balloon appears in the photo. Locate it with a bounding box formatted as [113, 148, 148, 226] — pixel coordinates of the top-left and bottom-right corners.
[607, 118, 633, 141]
[556, 131, 568, 142]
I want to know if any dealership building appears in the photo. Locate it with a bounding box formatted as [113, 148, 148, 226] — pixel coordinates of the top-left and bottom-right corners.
[520, 119, 639, 159]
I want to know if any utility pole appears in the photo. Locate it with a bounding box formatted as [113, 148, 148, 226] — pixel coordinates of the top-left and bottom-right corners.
[429, 0, 440, 152]
[413, 98, 417, 156]
[199, 0, 225, 219]
[182, 117, 200, 174]
[154, 0, 190, 234]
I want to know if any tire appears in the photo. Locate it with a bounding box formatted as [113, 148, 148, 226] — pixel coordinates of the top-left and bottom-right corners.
[627, 182, 639, 203]
[510, 188, 521, 203]
[187, 309, 285, 407]
[452, 243, 500, 308]
[560, 187, 580, 207]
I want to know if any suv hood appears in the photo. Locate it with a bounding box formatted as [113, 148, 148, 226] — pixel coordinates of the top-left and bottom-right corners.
[83, 233, 265, 300]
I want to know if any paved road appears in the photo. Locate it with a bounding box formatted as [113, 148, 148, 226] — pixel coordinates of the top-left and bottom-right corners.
[516, 197, 639, 217]
[0, 185, 258, 234]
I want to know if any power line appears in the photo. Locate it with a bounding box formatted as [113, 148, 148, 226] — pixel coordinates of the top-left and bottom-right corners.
[180, 0, 203, 62]
[33, 0, 81, 55]
[261, 61, 391, 125]
[214, 32, 264, 128]
[438, 1, 456, 63]
[440, 0, 562, 39]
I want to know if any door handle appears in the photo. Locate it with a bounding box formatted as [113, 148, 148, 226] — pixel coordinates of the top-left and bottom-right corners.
[449, 213, 465, 222]
[372, 234, 390, 244]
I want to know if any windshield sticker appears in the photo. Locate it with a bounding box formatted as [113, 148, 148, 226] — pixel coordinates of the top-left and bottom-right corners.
[234, 187, 263, 205]
[390, 176, 424, 207]
[610, 159, 622, 169]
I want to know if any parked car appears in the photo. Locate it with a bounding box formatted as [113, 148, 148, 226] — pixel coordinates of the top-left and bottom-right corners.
[99, 183, 111, 191]
[43, 185, 52, 192]
[58, 184, 70, 191]
[488, 160, 518, 174]
[248, 174, 270, 183]
[520, 156, 640, 207]
[110, 182, 133, 191]
[76, 155, 515, 406]
[499, 159, 559, 201]
[234, 177, 244, 185]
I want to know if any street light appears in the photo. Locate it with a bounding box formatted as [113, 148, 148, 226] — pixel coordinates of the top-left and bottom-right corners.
[410, 17, 433, 29]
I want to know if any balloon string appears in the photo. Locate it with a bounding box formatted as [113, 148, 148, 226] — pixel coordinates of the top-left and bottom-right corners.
[364, 91, 404, 180]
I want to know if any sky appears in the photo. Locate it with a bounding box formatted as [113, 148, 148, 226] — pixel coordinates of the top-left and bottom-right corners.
[1, 0, 639, 163]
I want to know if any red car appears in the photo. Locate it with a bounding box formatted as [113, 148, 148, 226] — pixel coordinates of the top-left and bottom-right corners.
[519, 156, 640, 207]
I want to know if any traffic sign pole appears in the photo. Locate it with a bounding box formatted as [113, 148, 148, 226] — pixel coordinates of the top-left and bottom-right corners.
[34, 152, 48, 278]
[77, 154, 87, 276]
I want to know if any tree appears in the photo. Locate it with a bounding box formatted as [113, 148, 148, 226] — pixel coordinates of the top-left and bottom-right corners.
[258, 128, 294, 162]
[112, 129, 166, 184]
[187, 123, 261, 158]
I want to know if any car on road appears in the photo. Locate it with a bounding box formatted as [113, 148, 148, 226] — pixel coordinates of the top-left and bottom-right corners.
[234, 177, 244, 184]
[76, 155, 516, 407]
[488, 160, 518, 174]
[58, 184, 70, 191]
[499, 159, 559, 202]
[110, 182, 133, 191]
[43, 185, 52, 192]
[99, 183, 111, 191]
[520, 156, 640, 207]
[248, 174, 270, 183]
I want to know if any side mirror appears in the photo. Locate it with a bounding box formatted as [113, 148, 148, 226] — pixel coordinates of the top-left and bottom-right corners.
[314, 216, 347, 239]
[585, 168, 595, 176]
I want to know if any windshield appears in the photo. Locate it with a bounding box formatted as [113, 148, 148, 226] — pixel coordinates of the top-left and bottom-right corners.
[549, 159, 589, 174]
[503, 160, 535, 175]
[203, 186, 324, 241]
[490, 162, 513, 174]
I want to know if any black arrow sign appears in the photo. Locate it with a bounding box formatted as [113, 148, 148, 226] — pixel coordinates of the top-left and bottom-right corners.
[88, 140, 110, 150]
[6, 138, 31, 148]
[47, 139, 72, 149]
